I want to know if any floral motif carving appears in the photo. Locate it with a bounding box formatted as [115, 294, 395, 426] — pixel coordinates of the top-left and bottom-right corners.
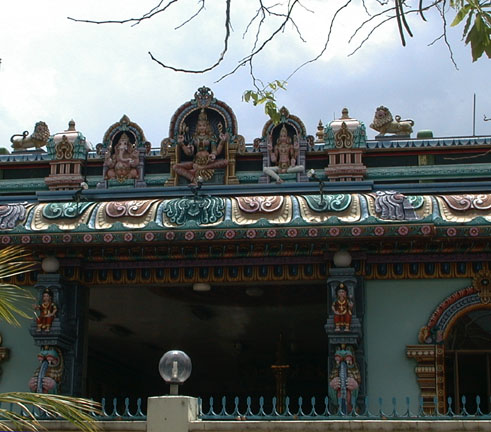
[237, 196, 284, 213]
[302, 194, 352, 212]
[438, 194, 491, 211]
[0, 202, 27, 229]
[370, 191, 422, 221]
[194, 86, 215, 107]
[105, 201, 155, 218]
[473, 269, 491, 304]
[43, 202, 93, 219]
[55, 135, 74, 160]
[163, 197, 224, 226]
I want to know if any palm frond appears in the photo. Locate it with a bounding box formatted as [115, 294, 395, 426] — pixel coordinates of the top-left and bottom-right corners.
[0, 392, 101, 432]
[0, 284, 34, 326]
[0, 246, 37, 326]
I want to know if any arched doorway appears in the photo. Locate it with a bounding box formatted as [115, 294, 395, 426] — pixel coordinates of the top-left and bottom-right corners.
[444, 308, 491, 413]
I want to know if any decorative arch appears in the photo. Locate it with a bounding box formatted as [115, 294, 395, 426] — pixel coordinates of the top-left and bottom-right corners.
[164, 87, 239, 186]
[406, 269, 491, 412]
[258, 107, 308, 183]
[97, 115, 149, 188]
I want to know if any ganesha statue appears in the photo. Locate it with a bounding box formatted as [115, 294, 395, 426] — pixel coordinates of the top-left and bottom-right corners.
[370, 106, 414, 137]
[104, 132, 140, 182]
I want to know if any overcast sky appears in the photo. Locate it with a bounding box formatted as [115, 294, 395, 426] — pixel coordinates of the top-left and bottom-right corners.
[0, 0, 489, 149]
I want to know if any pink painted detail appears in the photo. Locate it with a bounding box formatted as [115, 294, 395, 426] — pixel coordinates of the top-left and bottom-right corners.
[246, 229, 257, 239]
[420, 225, 432, 235]
[351, 227, 362, 236]
[308, 228, 318, 237]
[374, 226, 385, 236]
[144, 232, 155, 241]
[397, 226, 409, 236]
[446, 227, 457, 237]
[184, 231, 195, 241]
[287, 228, 298, 238]
[237, 196, 284, 213]
[329, 227, 340, 237]
[469, 227, 480, 237]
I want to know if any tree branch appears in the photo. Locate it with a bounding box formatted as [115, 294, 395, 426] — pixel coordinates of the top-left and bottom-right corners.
[149, 0, 232, 74]
[67, 0, 180, 27]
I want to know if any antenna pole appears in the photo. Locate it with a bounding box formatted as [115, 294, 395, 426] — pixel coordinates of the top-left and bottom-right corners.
[473, 93, 476, 136]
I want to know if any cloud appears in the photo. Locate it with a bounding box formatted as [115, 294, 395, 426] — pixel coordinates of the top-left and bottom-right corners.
[0, 0, 489, 150]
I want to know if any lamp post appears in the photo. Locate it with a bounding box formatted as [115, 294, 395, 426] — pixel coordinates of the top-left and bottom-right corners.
[159, 350, 192, 395]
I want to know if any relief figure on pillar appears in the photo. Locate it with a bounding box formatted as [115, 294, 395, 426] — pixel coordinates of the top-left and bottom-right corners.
[263, 124, 304, 183]
[328, 345, 360, 412]
[29, 346, 63, 394]
[104, 132, 140, 182]
[34, 289, 57, 332]
[332, 283, 353, 332]
[173, 108, 229, 184]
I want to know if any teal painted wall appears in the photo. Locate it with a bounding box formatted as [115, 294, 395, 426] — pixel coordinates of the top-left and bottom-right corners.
[0, 315, 38, 392]
[365, 278, 471, 412]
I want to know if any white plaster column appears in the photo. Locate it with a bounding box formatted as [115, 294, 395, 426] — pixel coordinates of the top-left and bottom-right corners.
[147, 396, 198, 432]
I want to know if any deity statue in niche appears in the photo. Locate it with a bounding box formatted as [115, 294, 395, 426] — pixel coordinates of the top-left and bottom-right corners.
[34, 289, 57, 332]
[263, 124, 304, 183]
[104, 132, 140, 182]
[328, 345, 361, 412]
[331, 283, 353, 332]
[173, 108, 229, 184]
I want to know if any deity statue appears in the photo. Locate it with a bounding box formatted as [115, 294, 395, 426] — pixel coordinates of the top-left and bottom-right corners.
[263, 124, 304, 183]
[331, 283, 354, 332]
[104, 133, 140, 182]
[34, 289, 57, 332]
[328, 345, 361, 412]
[173, 109, 229, 184]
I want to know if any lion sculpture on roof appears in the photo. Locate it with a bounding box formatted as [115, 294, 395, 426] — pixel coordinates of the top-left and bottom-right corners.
[10, 121, 50, 151]
[370, 106, 414, 137]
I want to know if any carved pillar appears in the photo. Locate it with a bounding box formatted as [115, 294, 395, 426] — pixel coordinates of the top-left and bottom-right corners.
[406, 344, 445, 413]
[325, 266, 365, 412]
[30, 273, 88, 396]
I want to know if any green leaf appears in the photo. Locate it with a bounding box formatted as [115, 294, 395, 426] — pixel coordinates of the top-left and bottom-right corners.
[451, 4, 472, 26]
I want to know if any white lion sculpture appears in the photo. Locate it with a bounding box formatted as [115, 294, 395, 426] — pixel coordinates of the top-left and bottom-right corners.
[370, 106, 414, 137]
[10, 121, 50, 151]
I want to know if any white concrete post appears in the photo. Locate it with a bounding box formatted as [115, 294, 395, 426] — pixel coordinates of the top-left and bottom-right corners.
[147, 396, 198, 432]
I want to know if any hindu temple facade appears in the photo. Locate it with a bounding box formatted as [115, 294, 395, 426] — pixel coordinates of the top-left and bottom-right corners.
[1, 87, 491, 418]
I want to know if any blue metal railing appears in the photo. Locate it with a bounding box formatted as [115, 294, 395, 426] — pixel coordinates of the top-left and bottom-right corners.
[6, 395, 491, 421]
[198, 395, 491, 420]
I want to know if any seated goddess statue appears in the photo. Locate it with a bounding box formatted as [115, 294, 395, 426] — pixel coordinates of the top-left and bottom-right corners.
[104, 133, 140, 181]
[173, 109, 229, 184]
[263, 124, 304, 183]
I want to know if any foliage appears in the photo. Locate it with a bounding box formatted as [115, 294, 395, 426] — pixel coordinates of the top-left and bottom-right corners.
[0, 246, 101, 432]
[450, 0, 491, 61]
[0, 246, 36, 326]
[243, 81, 287, 125]
[0, 392, 99, 432]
